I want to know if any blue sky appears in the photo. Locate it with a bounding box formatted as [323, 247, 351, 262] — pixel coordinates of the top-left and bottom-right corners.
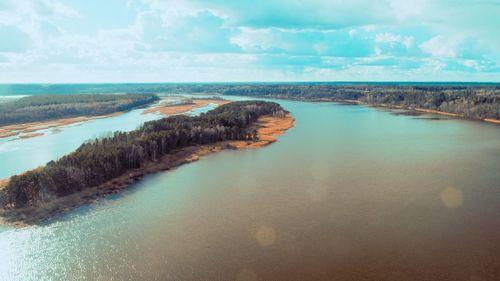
[0, 0, 499, 82]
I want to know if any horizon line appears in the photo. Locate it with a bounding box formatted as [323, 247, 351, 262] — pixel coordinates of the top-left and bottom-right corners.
[1, 81, 500, 85]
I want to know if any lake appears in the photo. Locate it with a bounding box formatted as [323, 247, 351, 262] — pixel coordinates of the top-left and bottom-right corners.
[0, 97, 499, 280]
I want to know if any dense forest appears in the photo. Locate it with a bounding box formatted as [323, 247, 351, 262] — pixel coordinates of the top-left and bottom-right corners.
[0, 94, 159, 126]
[142, 83, 500, 121]
[0, 101, 286, 210]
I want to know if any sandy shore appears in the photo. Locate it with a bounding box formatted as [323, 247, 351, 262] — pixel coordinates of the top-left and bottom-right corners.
[413, 108, 459, 117]
[0, 114, 294, 226]
[143, 99, 231, 116]
[17, 133, 45, 139]
[484, 118, 500, 124]
[398, 106, 500, 124]
[0, 178, 9, 189]
[0, 112, 122, 140]
[360, 102, 459, 117]
[228, 114, 295, 149]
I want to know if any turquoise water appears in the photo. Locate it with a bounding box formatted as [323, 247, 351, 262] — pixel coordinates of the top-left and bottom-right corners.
[1, 98, 500, 280]
[0, 109, 161, 179]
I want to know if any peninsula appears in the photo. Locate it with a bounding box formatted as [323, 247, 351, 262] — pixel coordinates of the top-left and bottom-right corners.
[0, 101, 294, 225]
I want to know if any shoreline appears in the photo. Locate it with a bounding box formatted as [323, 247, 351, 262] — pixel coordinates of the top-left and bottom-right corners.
[484, 118, 500, 124]
[364, 103, 460, 117]
[0, 112, 123, 140]
[142, 98, 231, 116]
[336, 100, 499, 124]
[373, 103, 500, 124]
[0, 114, 294, 226]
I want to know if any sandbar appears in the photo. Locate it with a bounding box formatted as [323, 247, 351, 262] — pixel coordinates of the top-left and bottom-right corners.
[0, 112, 122, 140]
[143, 99, 231, 116]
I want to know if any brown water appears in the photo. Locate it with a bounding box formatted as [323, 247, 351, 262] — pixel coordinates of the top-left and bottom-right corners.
[1, 99, 499, 281]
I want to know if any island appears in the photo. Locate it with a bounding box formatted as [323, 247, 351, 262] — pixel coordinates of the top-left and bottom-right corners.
[0, 101, 294, 225]
[0, 93, 159, 139]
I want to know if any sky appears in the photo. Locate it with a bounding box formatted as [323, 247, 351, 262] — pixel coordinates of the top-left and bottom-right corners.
[0, 0, 499, 83]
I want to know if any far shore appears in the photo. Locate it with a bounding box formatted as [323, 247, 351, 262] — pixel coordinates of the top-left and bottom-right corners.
[0, 114, 294, 226]
[378, 104, 500, 124]
[334, 99, 500, 125]
[365, 103, 460, 117]
[257, 96, 500, 125]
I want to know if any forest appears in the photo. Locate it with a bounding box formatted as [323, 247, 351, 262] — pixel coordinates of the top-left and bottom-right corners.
[149, 83, 500, 121]
[0, 93, 159, 126]
[0, 101, 286, 210]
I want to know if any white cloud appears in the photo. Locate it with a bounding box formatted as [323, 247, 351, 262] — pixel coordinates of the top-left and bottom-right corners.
[0, 0, 498, 82]
[374, 32, 414, 56]
[375, 32, 413, 48]
[419, 35, 463, 58]
[187, 0, 394, 29]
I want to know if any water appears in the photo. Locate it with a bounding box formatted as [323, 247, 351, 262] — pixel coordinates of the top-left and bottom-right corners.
[0, 108, 162, 179]
[1, 98, 500, 280]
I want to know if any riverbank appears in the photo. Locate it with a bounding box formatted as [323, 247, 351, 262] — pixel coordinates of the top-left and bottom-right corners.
[371, 103, 500, 124]
[365, 103, 460, 117]
[0, 112, 122, 140]
[0, 114, 294, 226]
[143, 98, 231, 116]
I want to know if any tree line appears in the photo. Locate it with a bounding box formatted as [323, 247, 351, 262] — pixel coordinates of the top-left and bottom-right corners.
[0, 101, 286, 209]
[0, 93, 159, 126]
[133, 83, 500, 121]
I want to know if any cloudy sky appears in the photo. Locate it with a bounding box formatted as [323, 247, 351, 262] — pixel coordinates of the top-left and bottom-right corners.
[0, 0, 499, 83]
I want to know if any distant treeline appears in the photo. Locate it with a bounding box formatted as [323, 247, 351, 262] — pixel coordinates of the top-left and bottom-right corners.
[144, 84, 500, 121]
[0, 101, 286, 209]
[0, 94, 159, 126]
[224, 85, 500, 120]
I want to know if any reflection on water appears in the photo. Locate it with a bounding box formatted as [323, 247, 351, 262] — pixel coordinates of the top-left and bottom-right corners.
[1, 99, 500, 280]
